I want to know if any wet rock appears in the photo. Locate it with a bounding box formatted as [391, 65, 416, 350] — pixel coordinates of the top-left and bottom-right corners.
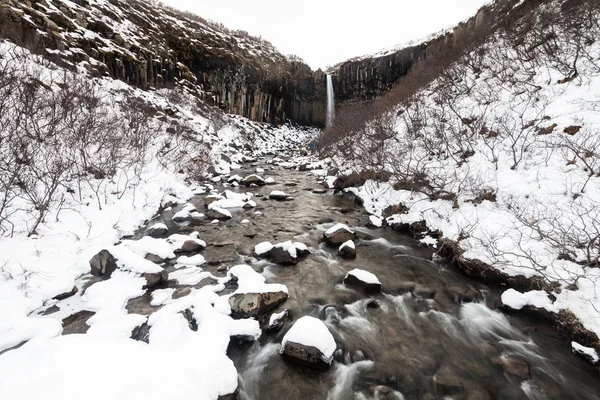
[267, 309, 289, 332]
[344, 269, 382, 295]
[434, 364, 464, 396]
[327, 168, 339, 176]
[338, 240, 356, 259]
[323, 223, 356, 245]
[352, 350, 366, 362]
[53, 285, 78, 301]
[241, 174, 266, 187]
[218, 389, 239, 400]
[89, 249, 117, 278]
[147, 223, 169, 238]
[445, 283, 483, 303]
[280, 316, 336, 370]
[491, 355, 531, 380]
[229, 291, 288, 318]
[62, 310, 95, 335]
[142, 270, 168, 289]
[313, 188, 327, 194]
[385, 281, 416, 295]
[467, 387, 492, 400]
[205, 244, 237, 265]
[284, 182, 298, 187]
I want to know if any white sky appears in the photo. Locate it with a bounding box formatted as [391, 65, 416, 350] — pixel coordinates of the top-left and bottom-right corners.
[161, 0, 490, 69]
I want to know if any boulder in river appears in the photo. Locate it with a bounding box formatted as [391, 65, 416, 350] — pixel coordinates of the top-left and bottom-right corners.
[269, 190, 289, 201]
[229, 291, 288, 318]
[241, 174, 266, 187]
[323, 223, 356, 245]
[89, 249, 118, 278]
[344, 268, 382, 295]
[280, 316, 337, 370]
[270, 242, 298, 264]
[147, 223, 168, 238]
[267, 309, 289, 332]
[204, 194, 223, 207]
[206, 204, 232, 220]
[491, 354, 531, 380]
[338, 240, 356, 259]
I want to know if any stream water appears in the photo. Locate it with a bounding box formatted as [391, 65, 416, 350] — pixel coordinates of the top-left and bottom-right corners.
[73, 154, 600, 399]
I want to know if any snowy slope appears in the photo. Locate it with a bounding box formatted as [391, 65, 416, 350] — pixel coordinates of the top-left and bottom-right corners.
[328, 0, 600, 340]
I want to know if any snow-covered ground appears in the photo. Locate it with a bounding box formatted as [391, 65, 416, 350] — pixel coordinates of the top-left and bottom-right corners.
[0, 39, 315, 399]
[328, 1, 600, 342]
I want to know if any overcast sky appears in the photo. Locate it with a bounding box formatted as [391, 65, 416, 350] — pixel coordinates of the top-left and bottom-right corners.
[161, 0, 490, 69]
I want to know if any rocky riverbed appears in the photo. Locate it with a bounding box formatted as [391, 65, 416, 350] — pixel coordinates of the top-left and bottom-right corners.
[36, 153, 600, 400]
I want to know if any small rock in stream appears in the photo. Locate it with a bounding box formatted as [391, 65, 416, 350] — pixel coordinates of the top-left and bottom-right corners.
[89, 249, 118, 278]
[343, 269, 382, 295]
[323, 223, 356, 245]
[337, 240, 356, 259]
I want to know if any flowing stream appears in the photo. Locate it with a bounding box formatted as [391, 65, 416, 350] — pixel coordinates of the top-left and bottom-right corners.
[103, 154, 600, 399]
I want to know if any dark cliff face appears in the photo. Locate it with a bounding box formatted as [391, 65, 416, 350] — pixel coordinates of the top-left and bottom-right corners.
[329, 0, 545, 105]
[0, 0, 327, 126]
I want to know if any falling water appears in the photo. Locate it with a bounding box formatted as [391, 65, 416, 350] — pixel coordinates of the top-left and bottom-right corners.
[326, 74, 335, 128]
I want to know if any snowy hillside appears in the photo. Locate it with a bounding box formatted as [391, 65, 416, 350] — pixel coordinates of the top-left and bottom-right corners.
[324, 0, 600, 348]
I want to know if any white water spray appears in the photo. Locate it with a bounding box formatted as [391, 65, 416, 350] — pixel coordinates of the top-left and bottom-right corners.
[326, 74, 335, 128]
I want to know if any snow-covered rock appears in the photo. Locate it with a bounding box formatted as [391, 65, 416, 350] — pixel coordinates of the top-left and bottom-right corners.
[267, 310, 289, 332]
[368, 215, 383, 228]
[501, 289, 559, 313]
[206, 204, 232, 220]
[241, 174, 266, 187]
[89, 249, 117, 278]
[572, 342, 599, 365]
[280, 316, 337, 369]
[344, 268, 382, 295]
[147, 223, 168, 238]
[323, 223, 356, 245]
[269, 190, 288, 201]
[337, 240, 356, 259]
[265, 177, 275, 185]
[254, 242, 273, 257]
[167, 234, 206, 253]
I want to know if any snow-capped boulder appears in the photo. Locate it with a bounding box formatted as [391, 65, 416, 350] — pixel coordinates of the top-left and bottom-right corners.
[280, 316, 337, 369]
[572, 342, 600, 365]
[338, 240, 356, 259]
[203, 194, 224, 207]
[367, 215, 383, 228]
[89, 249, 117, 278]
[241, 174, 266, 187]
[265, 177, 275, 185]
[147, 223, 168, 238]
[206, 204, 232, 220]
[267, 310, 289, 332]
[343, 269, 382, 295]
[142, 270, 168, 289]
[229, 291, 289, 318]
[323, 223, 356, 245]
[269, 190, 288, 201]
[254, 241, 273, 257]
[167, 234, 206, 253]
[172, 204, 196, 223]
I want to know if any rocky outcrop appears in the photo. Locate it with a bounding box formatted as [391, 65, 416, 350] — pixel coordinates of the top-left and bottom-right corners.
[0, 0, 327, 126]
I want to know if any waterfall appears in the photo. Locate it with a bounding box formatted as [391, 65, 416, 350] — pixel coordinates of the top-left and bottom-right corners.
[326, 74, 335, 128]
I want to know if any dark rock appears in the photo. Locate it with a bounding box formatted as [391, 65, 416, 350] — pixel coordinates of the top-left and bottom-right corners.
[269, 191, 288, 201]
[145, 253, 166, 263]
[229, 291, 288, 318]
[284, 182, 298, 187]
[142, 270, 168, 288]
[280, 341, 331, 370]
[130, 322, 150, 343]
[267, 309, 289, 332]
[53, 285, 78, 301]
[337, 241, 356, 259]
[181, 239, 203, 252]
[327, 168, 339, 176]
[343, 270, 382, 295]
[147, 224, 169, 238]
[270, 245, 298, 264]
[89, 249, 117, 278]
[204, 195, 222, 207]
[445, 283, 483, 303]
[413, 285, 436, 299]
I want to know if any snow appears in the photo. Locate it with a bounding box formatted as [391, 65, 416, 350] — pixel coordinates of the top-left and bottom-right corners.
[225, 265, 288, 295]
[167, 234, 206, 252]
[265, 177, 275, 184]
[339, 240, 355, 251]
[270, 190, 287, 197]
[294, 242, 308, 253]
[269, 310, 288, 328]
[280, 316, 337, 361]
[369, 215, 382, 227]
[241, 219, 250, 224]
[255, 242, 273, 256]
[207, 203, 233, 218]
[109, 246, 164, 274]
[501, 289, 559, 313]
[571, 342, 599, 363]
[211, 198, 256, 209]
[176, 254, 206, 266]
[151, 288, 175, 306]
[346, 269, 381, 285]
[273, 241, 297, 258]
[326, 223, 354, 235]
[121, 237, 175, 260]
